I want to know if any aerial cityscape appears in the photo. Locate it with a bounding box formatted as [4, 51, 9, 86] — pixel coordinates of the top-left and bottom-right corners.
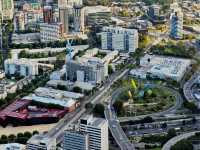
[0, 0, 200, 150]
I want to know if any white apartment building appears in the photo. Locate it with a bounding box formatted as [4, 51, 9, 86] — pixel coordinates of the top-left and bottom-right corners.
[4, 59, 39, 76]
[26, 134, 56, 150]
[58, 0, 83, 8]
[40, 23, 63, 42]
[101, 26, 138, 53]
[79, 115, 109, 150]
[0, 0, 14, 20]
[63, 130, 89, 150]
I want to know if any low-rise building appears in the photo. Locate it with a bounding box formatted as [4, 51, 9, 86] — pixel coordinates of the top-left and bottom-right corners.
[34, 87, 84, 100]
[130, 54, 191, 82]
[24, 95, 77, 111]
[27, 134, 56, 150]
[50, 68, 65, 80]
[12, 33, 40, 44]
[4, 59, 39, 76]
[0, 143, 26, 150]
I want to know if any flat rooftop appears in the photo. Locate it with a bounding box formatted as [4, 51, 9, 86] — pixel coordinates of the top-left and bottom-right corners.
[24, 95, 76, 108]
[81, 115, 107, 127]
[35, 87, 84, 100]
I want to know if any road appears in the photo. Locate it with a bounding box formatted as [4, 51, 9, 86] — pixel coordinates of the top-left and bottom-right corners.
[46, 68, 130, 144]
[183, 72, 200, 103]
[112, 84, 183, 123]
[162, 131, 199, 150]
[104, 81, 184, 150]
[105, 107, 134, 150]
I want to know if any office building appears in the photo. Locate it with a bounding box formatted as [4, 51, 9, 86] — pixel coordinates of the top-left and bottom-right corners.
[170, 8, 183, 39]
[43, 5, 53, 23]
[59, 7, 69, 33]
[26, 134, 56, 150]
[63, 130, 89, 150]
[0, 0, 14, 20]
[66, 59, 105, 85]
[79, 115, 109, 150]
[14, 11, 25, 32]
[101, 26, 138, 53]
[85, 6, 111, 27]
[73, 4, 84, 32]
[148, 4, 160, 18]
[58, 0, 83, 8]
[4, 59, 39, 76]
[40, 23, 63, 42]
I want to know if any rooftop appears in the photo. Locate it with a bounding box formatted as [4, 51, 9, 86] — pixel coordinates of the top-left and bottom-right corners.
[0, 143, 26, 150]
[24, 95, 76, 108]
[34, 87, 84, 100]
[81, 115, 107, 127]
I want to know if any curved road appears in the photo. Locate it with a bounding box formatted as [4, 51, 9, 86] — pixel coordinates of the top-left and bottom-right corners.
[162, 131, 199, 150]
[183, 72, 200, 103]
[105, 84, 183, 150]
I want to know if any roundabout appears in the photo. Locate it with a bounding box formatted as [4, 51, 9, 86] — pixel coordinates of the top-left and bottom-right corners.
[104, 79, 184, 150]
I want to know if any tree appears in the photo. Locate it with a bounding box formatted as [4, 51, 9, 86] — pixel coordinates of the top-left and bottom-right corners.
[184, 101, 198, 113]
[161, 122, 167, 128]
[32, 131, 39, 135]
[108, 65, 114, 74]
[85, 102, 94, 110]
[73, 86, 82, 93]
[17, 133, 24, 138]
[142, 116, 154, 123]
[167, 128, 177, 139]
[57, 85, 67, 91]
[171, 139, 193, 150]
[93, 104, 105, 118]
[1, 135, 7, 140]
[24, 131, 32, 138]
[8, 134, 16, 141]
[113, 101, 124, 115]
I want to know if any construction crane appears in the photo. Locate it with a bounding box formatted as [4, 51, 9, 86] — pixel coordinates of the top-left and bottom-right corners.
[65, 39, 74, 62]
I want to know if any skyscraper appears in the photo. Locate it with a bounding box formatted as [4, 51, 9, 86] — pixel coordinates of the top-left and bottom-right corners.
[43, 5, 53, 23]
[0, 0, 14, 20]
[59, 7, 69, 34]
[79, 115, 109, 150]
[73, 4, 84, 32]
[170, 8, 183, 39]
[14, 11, 25, 32]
